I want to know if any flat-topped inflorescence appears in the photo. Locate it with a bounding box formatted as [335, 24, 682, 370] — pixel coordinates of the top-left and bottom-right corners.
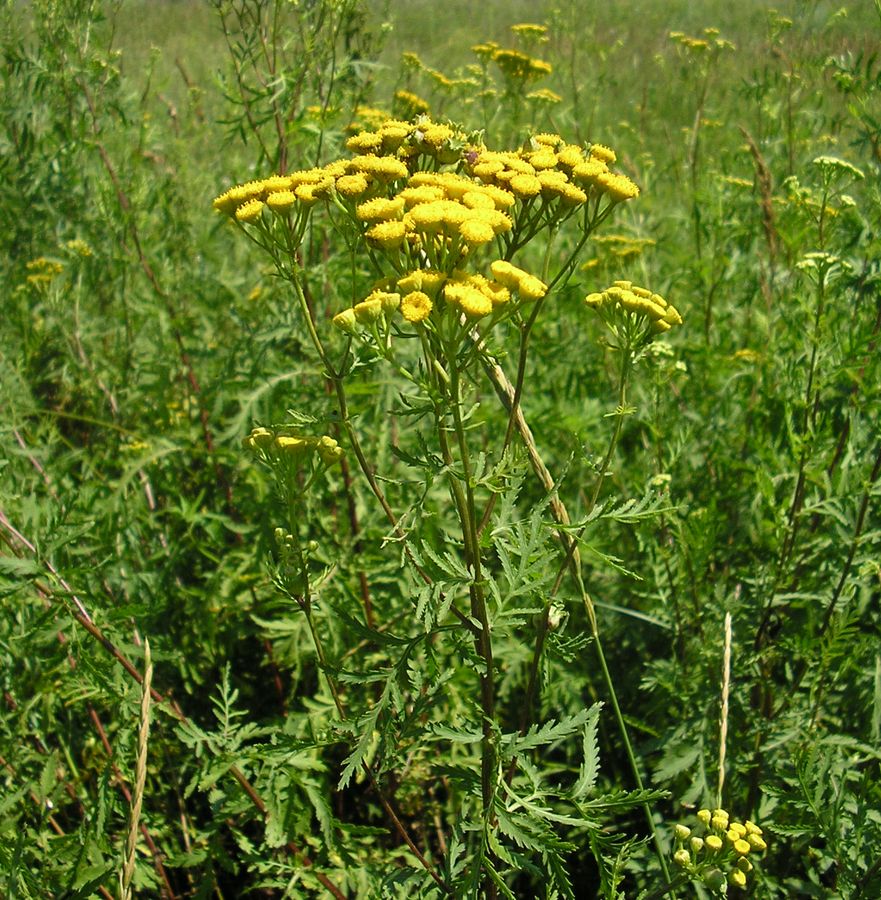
[585, 280, 682, 343]
[214, 117, 648, 348]
[243, 427, 344, 470]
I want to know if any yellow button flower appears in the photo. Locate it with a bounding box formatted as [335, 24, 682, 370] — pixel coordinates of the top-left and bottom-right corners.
[401, 291, 432, 323]
[266, 191, 297, 214]
[235, 199, 264, 223]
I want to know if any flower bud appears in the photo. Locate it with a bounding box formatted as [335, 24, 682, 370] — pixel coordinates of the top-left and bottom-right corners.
[747, 834, 767, 851]
[317, 435, 344, 466]
[333, 308, 358, 334]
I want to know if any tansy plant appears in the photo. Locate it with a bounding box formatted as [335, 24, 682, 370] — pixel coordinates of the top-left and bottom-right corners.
[391, 23, 560, 143]
[214, 116, 681, 896]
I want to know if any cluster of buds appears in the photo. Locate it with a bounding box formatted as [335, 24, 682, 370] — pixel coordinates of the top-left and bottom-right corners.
[672, 808, 767, 893]
[489, 47, 552, 83]
[243, 427, 344, 471]
[271, 527, 321, 597]
[392, 89, 431, 119]
[585, 280, 682, 347]
[588, 233, 657, 263]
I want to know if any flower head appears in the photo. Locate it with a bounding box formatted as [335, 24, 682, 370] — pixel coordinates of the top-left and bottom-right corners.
[401, 290, 433, 323]
[235, 199, 265, 223]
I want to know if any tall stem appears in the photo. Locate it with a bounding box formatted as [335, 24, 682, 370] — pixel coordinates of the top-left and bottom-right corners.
[432, 334, 497, 898]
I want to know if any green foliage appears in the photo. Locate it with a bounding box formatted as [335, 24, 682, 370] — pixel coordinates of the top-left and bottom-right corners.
[2, 1, 880, 897]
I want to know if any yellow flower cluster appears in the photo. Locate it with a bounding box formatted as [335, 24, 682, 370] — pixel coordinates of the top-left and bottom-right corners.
[491, 48, 553, 82]
[673, 809, 767, 891]
[526, 88, 562, 104]
[64, 238, 93, 258]
[25, 256, 64, 286]
[214, 123, 638, 250]
[590, 234, 657, 261]
[585, 280, 682, 334]
[216, 118, 644, 346]
[471, 41, 500, 61]
[334, 258, 545, 332]
[393, 89, 430, 118]
[510, 23, 548, 40]
[344, 118, 472, 171]
[424, 66, 479, 91]
[465, 134, 638, 206]
[213, 169, 336, 221]
[243, 427, 344, 467]
[669, 28, 736, 53]
[340, 166, 515, 276]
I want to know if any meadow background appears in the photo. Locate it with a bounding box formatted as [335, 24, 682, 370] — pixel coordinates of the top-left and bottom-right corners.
[1, 0, 879, 897]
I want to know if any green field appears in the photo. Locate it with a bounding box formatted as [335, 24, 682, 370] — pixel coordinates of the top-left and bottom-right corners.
[2, 1, 879, 896]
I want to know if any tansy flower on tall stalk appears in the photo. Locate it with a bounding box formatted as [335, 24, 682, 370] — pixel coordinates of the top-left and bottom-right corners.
[213, 113, 671, 893]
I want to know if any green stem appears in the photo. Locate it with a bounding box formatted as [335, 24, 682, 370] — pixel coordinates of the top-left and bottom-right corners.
[430, 333, 497, 898]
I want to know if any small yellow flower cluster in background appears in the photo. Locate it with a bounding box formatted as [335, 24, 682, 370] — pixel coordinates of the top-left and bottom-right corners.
[243, 427, 344, 468]
[469, 33, 552, 83]
[731, 348, 762, 364]
[589, 233, 657, 261]
[424, 65, 479, 92]
[811, 154, 865, 183]
[669, 27, 736, 53]
[471, 41, 500, 62]
[491, 48, 553, 83]
[64, 238, 93, 258]
[672, 809, 767, 893]
[346, 105, 393, 133]
[393, 89, 430, 118]
[585, 280, 682, 336]
[25, 256, 64, 287]
[510, 23, 548, 41]
[526, 88, 562, 105]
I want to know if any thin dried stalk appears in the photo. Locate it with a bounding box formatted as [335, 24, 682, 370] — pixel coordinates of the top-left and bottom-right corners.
[120, 640, 153, 900]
